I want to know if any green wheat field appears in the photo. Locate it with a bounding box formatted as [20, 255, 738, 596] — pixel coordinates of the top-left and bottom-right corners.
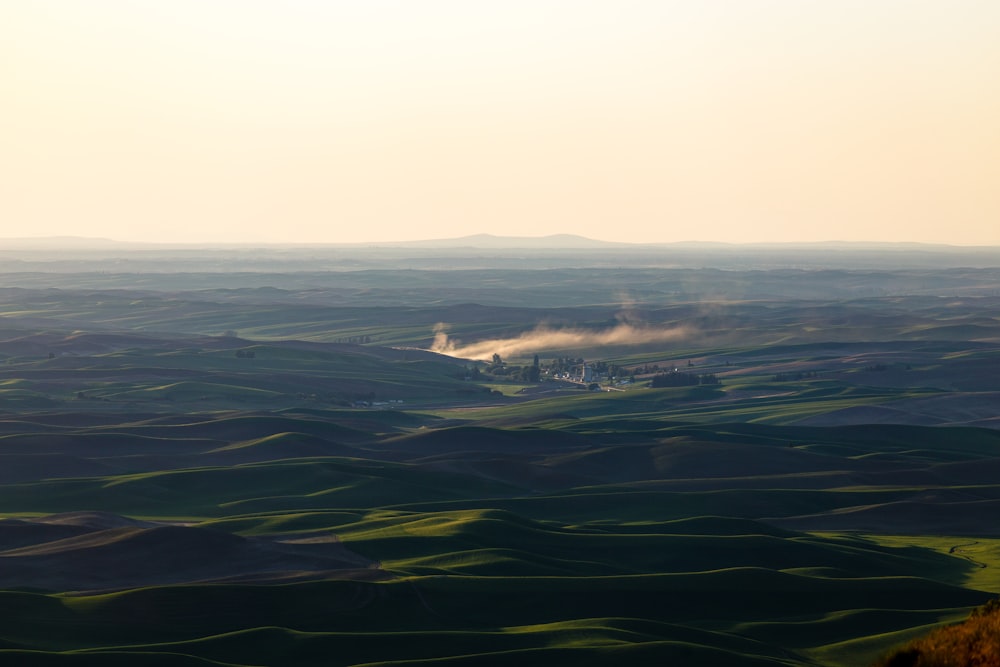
[1, 243, 999, 665]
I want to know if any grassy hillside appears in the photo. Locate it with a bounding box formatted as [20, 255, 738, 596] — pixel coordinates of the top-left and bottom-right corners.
[1, 264, 1000, 665]
[871, 598, 1000, 667]
[2, 405, 1000, 664]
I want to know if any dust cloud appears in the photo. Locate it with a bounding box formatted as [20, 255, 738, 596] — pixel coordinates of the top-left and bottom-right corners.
[430, 322, 693, 360]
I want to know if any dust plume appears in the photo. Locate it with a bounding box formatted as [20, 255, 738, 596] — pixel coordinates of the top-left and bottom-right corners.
[429, 322, 693, 360]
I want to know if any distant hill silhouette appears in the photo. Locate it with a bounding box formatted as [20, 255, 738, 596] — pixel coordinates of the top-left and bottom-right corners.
[2, 234, 995, 252]
[368, 233, 632, 249]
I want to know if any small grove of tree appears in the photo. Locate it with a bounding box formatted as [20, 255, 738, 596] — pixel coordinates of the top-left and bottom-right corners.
[235, 349, 256, 358]
[518, 363, 540, 383]
[520, 354, 541, 383]
[481, 353, 545, 383]
[487, 353, 507, 375]
[649, 371, 720, 388]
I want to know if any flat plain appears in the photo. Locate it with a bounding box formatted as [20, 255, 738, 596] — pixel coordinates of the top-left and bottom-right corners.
[1, 241, 999, 666]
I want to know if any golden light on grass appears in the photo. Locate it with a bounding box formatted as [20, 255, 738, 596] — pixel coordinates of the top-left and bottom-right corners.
[874, 600, 1000, 667]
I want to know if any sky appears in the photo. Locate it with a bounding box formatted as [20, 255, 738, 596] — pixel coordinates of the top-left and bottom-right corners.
[3, 1, 999, 245]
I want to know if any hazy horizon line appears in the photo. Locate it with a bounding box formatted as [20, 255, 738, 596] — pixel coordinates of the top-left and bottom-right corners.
[1, 234, 998, 250]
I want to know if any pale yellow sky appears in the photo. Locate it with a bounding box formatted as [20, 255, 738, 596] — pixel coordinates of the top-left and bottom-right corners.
[3, 1, 998, 244]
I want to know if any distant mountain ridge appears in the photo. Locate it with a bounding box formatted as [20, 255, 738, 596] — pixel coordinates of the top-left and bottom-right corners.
[0, 234, 994, 251]
[375, 233, 633, 249]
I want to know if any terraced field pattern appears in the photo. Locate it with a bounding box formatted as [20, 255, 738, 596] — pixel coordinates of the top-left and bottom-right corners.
[1, 249, 999, 665]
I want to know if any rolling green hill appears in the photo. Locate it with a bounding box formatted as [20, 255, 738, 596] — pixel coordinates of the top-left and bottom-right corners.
[2, 262, 1000, 665]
